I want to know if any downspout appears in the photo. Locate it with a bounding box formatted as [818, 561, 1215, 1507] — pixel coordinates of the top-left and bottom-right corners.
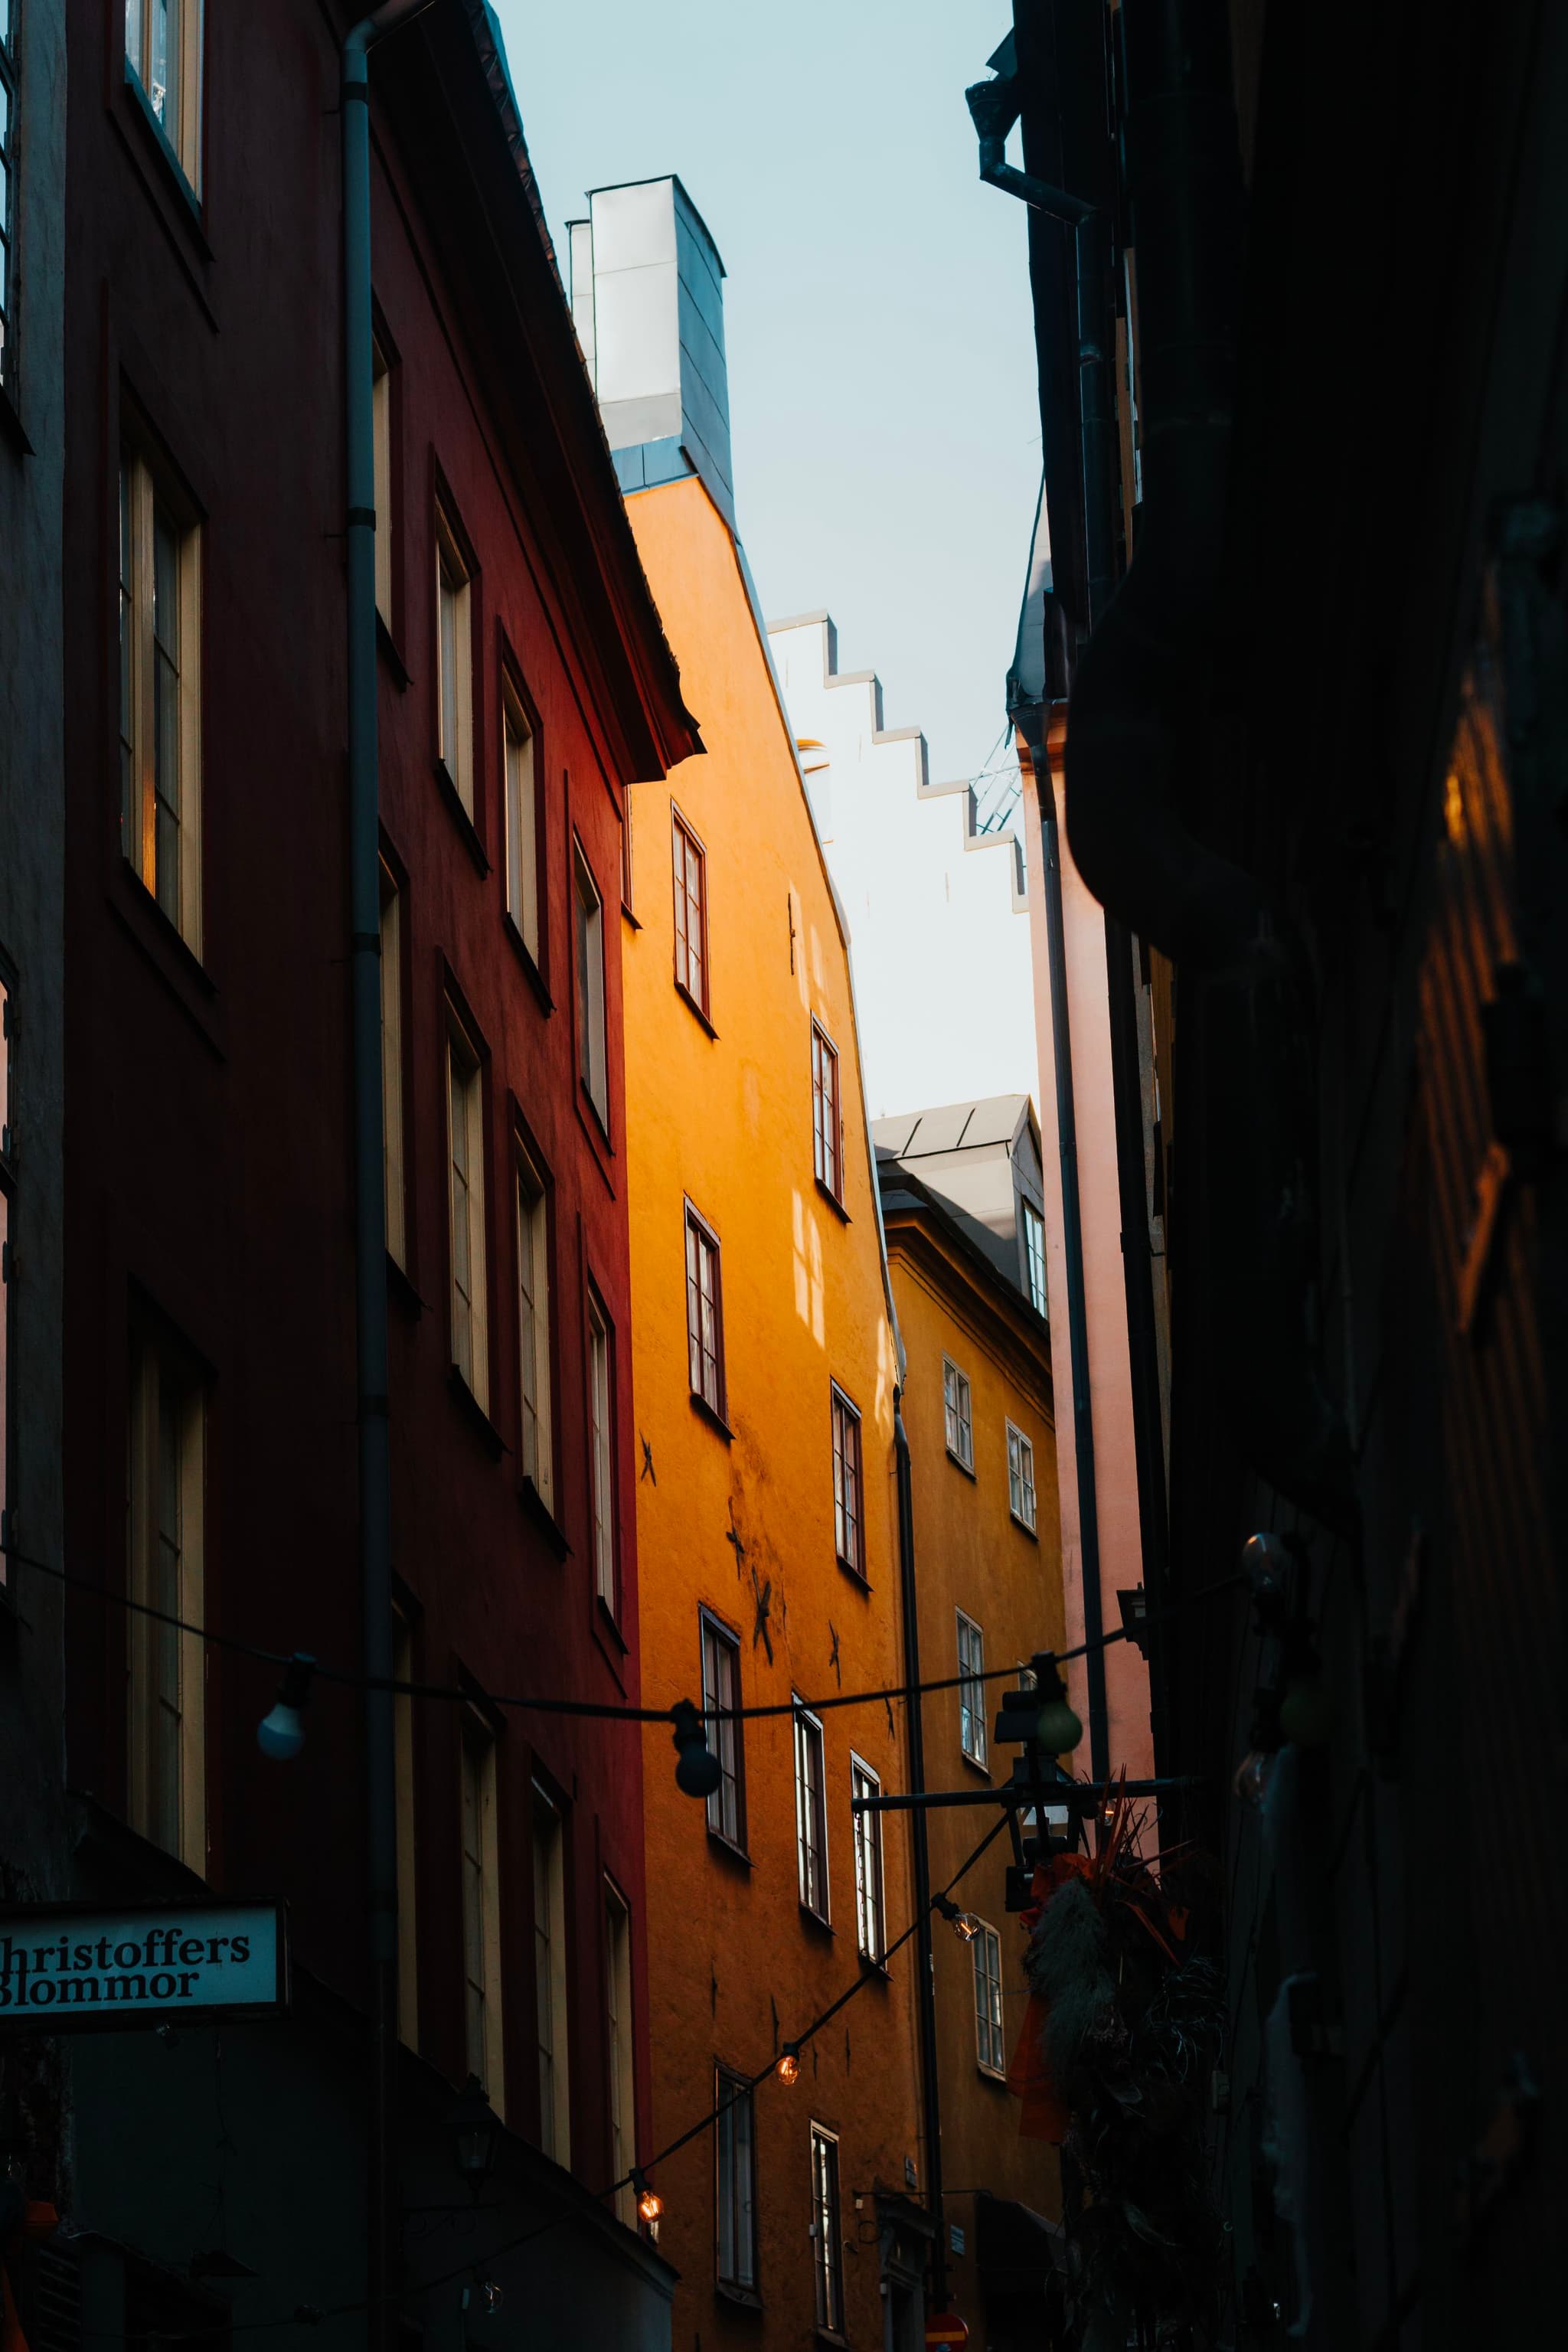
[893, 1398, 948, 2315]
[342, 7, 435, 2342]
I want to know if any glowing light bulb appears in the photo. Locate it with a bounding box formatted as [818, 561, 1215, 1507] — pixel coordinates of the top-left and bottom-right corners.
[637, 2184, 663, 2225]
[777, 2044, 802, 2085]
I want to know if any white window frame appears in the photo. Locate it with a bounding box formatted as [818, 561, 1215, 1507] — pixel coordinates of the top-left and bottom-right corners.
[435, 506, 474, 814]
[588, 1293, 616, 1610]
[394, 1611, 418, 2049]
[119, 446, 203, 954]
[830, 1382, 863, 1579]
[957, 1609, 987, 1769]
[503, 679, 540, 961]
[127, 1328, 206, 1870]
[515, 1147, 552, 1505]
[460, 1707, 505, 2115]
[380, 871, 406, 1267]
[811, 1018, 841, 1200]
[810, 2122, 844, 2334]
[1023, 1196, 1048, 1318]
[124, 0, 204, 191]
[794, 1699, 829, 1922]
[671, 802, 709, 1016]
[684, 1200, 724, 1419]
[574, 848, 609, 1128]
[533, 1783, 570, 2164]
[371, 338, 394, 626]
[1006, 1419, 1037, 1532]
[700, 1610, 744, 1851]
[973, 1918, 1006, 2076]
[942, 1355, 974, 1471]
[851, 1753, 885, 1965]
[446, 1024, 489, 1410]
[605, 1880, 635, 2226]
[715, 2067, 757, 2292]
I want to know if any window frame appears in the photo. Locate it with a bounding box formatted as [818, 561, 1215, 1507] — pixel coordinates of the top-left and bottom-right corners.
[514, 1141, 553, 1508]
[671, 802, 710, 1020]
[957, 1609, 987, 1769]
[434, 501, 475, 817]
[973, 1918, 1006, 2077]
[1006, 1418, 1037, 1533]
[942, 1354, 974, 1472]
[126, 1322, 206, 1871]
[1022, 1196, 1048, 1318]
[850, 1752, 885, 1966]
[532, 1782, 570, 2165]
[810, 1018, 843, 1204]
[501, 666, 542, 967]
[459, 1704, 505, 2115]
[604, 1879, 635, 2226]
[699, 1609, 746, 1854]
[123, 0, 204, 194]
[684, 1200, 726, 1424]
[714, 2066, 758, 2295]
[379, 866, 406, 1269]
[371, 335, 395, 629]
[793, 1697, 830, 1925]
[809, 2122, 844, 2335]
[119, 441, 204, 956]
[587, 1290, 616, 1614]
[573, 844, 609, 1132]
[829, 1383, 864, 1582]
[445, 1019, 490, 1412]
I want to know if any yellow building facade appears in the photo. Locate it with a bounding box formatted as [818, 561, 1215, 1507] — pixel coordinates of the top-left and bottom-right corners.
[877, 1109, 1066, 2346]
[621, 470, 929, 2347]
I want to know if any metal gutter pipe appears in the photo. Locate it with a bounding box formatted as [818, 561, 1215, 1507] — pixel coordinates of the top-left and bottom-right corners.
[893, 1398, 948, 2314]
[342, 6, 434, 2340]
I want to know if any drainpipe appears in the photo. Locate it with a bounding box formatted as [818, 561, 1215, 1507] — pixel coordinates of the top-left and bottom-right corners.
[342, 7, 433, 2342]
[893, 1399, 948, 2314]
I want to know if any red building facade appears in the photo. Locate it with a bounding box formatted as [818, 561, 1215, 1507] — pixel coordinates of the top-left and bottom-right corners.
[54, 3, 694, 2338]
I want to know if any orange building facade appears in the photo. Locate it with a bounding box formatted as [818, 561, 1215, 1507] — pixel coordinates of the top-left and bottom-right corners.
[618, 456, 929, 2345]
[877, 1107, 1066, 2345]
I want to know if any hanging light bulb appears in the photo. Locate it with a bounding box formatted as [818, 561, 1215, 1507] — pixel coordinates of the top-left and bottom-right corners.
[257, 1653, 317, 1762]
[953, 1911, 980, 1943]
[670, 1699, 723, 1799]
[776, 2043, 802, 2086]
[1033, 1664, 1083, 1757]
[633, 2168, 663, 2225]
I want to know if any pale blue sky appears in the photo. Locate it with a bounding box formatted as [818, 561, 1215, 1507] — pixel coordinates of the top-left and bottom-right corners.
[492, 0, 1040, 796]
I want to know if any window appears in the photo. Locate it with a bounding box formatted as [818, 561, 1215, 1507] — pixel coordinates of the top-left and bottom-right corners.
[533, 1785, 570, 2164]
[574, 850, 608, 1127]
[446, 1027, 488, 1410]
[0, 2, 18, 387]
[684, 1203, 724, 1419]
[588, 1295, 615, 1609]
[1023, 1197, 1047, 1317]
[435, 508, 474, 813]
[605, 1883, 635, 2226]
[394, 1613, 418, 2049]
[1007, 1420, 1037, 1532]
[515, 1150, 552, 1504]
[715, 2069, 756, 2292]
[811, 1019, 841, 1201]
[0, 968, 11, 1578]
[371, 340, 393, 626]
[830, 1384, 863, 1579]
[671, 805, 709, 1017]
[973, 1920, 1006, 2075]
[126, 1326, 205, 1868]
[380, 871, 405, 1268]
[119, 446, 202, 952]
[503, 685, 540, 960]
[794, 1700, 828, 1922]
[700, 1612, 744, 1851]
[943, 1357, 973, 1471]
[460, 1709, 505, 2112]
[810, 2124, 844, 2334]
[124, 0, 204, 190]
[957, 1610, 986, 1768]
[851, 1754, 885, 1965]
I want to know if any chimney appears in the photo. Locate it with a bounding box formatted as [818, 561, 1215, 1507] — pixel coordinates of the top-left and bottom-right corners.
[567, 177, 735, 531]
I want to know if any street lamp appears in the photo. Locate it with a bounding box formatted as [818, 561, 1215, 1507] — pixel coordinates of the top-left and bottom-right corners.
[449, 2076, 501, 2201]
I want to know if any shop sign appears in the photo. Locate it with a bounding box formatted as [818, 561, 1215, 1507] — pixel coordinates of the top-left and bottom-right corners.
[0, 1901, 288, 2030]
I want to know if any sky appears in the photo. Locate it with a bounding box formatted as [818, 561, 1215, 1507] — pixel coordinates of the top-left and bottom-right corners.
[492, 0, 1043, 808]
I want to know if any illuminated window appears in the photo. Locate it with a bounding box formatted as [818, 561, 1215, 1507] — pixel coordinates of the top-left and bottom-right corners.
[460, 1708, 505, 2113]
[957, 1611, 986, 1768]
[973, 1920, 1005, 2075]
[119, 446, 203, 952]
[851, 1754, 885, 1965]
[811, 1019, 841, 1200]
[942, 1356, 973, 1471]
[124, 0, 204, 190]
[671, 805, 709, 1016]
[830, 1383, 863, 1579]
[1007, 1420, 1037, 1532]
[684, 1203, 724, 1419]
[446, 1027, 488, 1409]
[127, 1325, 205, 1869]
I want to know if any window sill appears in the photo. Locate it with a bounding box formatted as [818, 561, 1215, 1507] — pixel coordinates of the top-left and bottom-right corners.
[815, 1177, 851, 1224]
[447, 1365, 505, 1459]
[518, 1475, 569, 1559]
[977, 2063, 1011, 2089]
[503, 914, 552, 1014]
[691, 1391, 733, 1444]
[0, 377, 33, 461]
[946, 1447, 977, 1481]
[960, 1749, 991, 1781]
[387, 1252, 426, 1318]
[122, 60, 206, 232]
[596, 1593, 628, 1654]
[799, 1904, 834, 1940]
[434, 761, 489, 877]
[707, 1828, 753, 1872]
[109, 862, 224, 1061]
[675, 980, 719, 1040]
[715, 2282, 763, 2313]
[377, 612, 410, 688]
[858, 1950, 891, 1982]
[1009, 1512, 1040, 1541]
[836, 1556, 871, 1596]
[620, 902, 642, 932]
[814, 2331, 849, 2349]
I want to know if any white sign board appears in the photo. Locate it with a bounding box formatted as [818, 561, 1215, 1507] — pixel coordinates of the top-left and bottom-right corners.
[0, 1903, 288, 2029]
